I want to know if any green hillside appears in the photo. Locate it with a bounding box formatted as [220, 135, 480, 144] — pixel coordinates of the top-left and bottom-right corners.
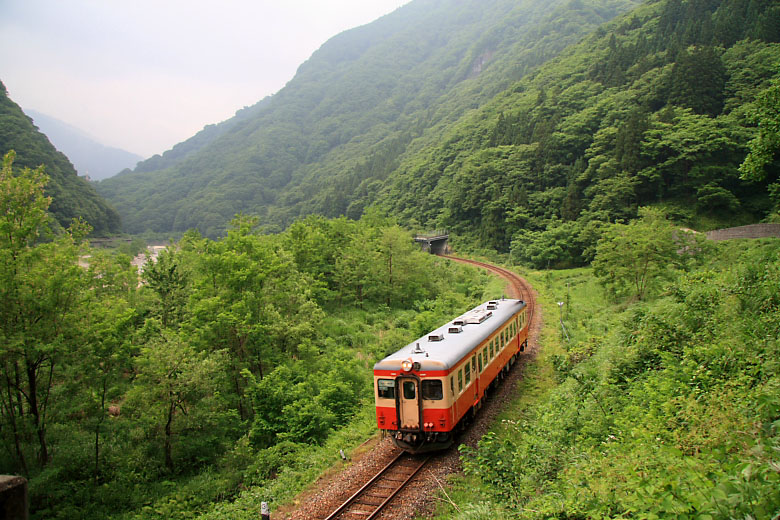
[0, 81, 121, 235]
[96, 0, 642, 237]
[435, 238, 780, 519]
[376, 0, 780, 260]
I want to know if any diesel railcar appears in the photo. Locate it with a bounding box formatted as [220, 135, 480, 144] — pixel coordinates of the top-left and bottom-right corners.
[373, 299, 529, 453]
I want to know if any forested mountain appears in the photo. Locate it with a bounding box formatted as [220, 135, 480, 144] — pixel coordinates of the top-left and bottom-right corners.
[97, 0, 779, 249]
[376, 0, 780, 264]
[24, 109, 143, 181]
[0, 82, 121, 234]
[96, 0, 643, 237]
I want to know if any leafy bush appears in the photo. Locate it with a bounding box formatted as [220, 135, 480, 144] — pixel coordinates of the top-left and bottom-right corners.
[460, 240, 780, 518]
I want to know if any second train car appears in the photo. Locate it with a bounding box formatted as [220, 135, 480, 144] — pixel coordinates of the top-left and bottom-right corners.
[373, 299, 529, 452]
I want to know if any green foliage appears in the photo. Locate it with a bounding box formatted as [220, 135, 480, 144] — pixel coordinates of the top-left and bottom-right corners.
[459, 240, 780, 518]
[592, 207, 705, 301]
[90, 0, 779, 255]
[511, 220, 587, 269]
[96, 0, 643, 237]
[93, 0, 780, 253]
[143, 248, 189, 328]
[0, 151, 97, 472]
[740, 77, 780, 216]
[0, 83, 120, 235]
[380, 0, 780, 256]
[1, 154, 488, 519]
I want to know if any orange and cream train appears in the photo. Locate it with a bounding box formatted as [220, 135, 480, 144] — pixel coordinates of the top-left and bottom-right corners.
[373, 299, 529, 452]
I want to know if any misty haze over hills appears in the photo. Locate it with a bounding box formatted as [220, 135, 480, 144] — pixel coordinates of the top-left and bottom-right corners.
[24, 108, 143, 180]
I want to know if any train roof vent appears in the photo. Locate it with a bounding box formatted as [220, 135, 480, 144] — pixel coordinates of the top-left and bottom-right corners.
[462, 310, 492, 325]
[487, 304, 497, 310]
[428, 333, 445, 342]
[448, 325, 463, 334]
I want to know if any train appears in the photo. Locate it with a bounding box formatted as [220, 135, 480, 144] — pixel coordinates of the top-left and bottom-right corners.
[373, 298, 529, 453]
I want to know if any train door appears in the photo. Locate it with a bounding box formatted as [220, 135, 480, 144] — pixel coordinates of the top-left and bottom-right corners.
[397, 377, 420, 430]
[472, 355, 479, 404]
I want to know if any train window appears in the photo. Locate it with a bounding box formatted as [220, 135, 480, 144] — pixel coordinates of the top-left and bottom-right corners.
[483, 348, 488, 367]
[465, 363, 471, 385]
[472, 356, 477, 373]
[377, 379, 395, 399]
[490, 340, 494, 358]
[450, 376, 454, 396]
[403, 381, 416, 400]
[478, 352, 483, 372]
[422, 380, 443, 400]
[458, 370, 463, 392]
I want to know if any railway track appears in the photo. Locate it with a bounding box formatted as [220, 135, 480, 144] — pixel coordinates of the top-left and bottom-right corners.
[443, 256, 535, 327]
[323, 451, 430, 520]
[318, 257, 535, 520]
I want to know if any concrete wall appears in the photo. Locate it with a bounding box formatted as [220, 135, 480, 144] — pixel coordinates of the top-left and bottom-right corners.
[414, 235, 449, 255]
[706, 223, 780, 241]
[0, 476, 28, 520]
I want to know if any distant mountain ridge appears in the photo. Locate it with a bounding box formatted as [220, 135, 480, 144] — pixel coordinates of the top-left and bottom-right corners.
[24, 109, 143, 181]
[96, 0, 643, 237]
[96, 0, 780, 245]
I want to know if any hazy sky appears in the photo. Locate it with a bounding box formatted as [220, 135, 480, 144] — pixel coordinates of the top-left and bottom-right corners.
[0, 0, 411, 157]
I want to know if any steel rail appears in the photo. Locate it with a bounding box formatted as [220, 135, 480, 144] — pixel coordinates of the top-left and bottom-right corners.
[323, 451, 430, 520]
[442, 256, 536, 328]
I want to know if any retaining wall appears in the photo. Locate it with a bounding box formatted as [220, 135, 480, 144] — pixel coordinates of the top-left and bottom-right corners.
[706, 223, 780, 241]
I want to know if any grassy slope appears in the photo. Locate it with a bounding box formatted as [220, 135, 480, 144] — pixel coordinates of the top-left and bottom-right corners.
[425, 240, 780, 518]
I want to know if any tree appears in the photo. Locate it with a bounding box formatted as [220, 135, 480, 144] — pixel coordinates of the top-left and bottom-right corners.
[0, 151, 91, 469]
[0, 151, 51, 472]
[143, 247, 189, 328]
[592, 208, 689, 301]
[740, 79, 780, 197]
[75, 284, 136, 482]
[668, 46, 727, 116]
[126, 331, 228, 473]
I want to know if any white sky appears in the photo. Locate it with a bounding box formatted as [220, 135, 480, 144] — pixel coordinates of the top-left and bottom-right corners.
[0, 0, 411, 157]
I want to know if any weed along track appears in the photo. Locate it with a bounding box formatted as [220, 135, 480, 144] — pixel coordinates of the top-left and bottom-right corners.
[303, 259, 540, 520]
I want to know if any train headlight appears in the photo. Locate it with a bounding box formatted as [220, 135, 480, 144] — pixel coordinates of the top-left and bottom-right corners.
[401, 359, 413, 372]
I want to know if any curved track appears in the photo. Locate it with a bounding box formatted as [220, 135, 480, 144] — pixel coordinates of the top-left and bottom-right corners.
[443, 256, 535, 327]
[319, 257, 536, 520]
